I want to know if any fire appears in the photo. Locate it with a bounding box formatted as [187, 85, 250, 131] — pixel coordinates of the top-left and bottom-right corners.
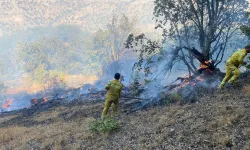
[2, 99, 13, 109]
[172, 74, 207, 91]
[196, 76, 205, 82]
[198, 60, 215, 76]
[31, 98, 38, 105]
[43, 97, 48, 102]
[31, 97, 49, 105]
[200, 60, 211, 70]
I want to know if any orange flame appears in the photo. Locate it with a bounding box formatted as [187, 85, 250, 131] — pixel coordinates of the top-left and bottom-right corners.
[172, 74, 207, 91]
[196, 76, 205, 82]
[31, 98, 38, 105]
[2, 99, 13, 109]
[43, 97, 48, 102]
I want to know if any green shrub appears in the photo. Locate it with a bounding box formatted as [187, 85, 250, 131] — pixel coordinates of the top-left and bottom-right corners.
[47, 70, 67, 89]
[165, 92, 182, 105]
[88, 117, 119, 134]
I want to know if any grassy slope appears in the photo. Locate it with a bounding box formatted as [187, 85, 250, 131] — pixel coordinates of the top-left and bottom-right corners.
[1, 78, 250, 150]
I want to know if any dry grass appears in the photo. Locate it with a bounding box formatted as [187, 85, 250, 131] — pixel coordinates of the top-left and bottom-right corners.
[0, 114, 18, 123]
[0, 112, 96, 150]
[0, 81, 250, 149]
[243, 85, 250, 96]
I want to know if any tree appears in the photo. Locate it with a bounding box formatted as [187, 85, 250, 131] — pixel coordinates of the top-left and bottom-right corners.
[241, 25, 250, 38]
[16, 41, 49, 73]
[94, 14, 136, 76]
[126, 0, 249, 78]
[16, 34, 103, 75]
[0, 61, 7, 95]
[240, 12, 250, 41]
[16, 26, 107, 89]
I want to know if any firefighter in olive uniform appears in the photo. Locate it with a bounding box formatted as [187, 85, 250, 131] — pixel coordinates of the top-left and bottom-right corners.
[219, 45, 250, 89]
[102, 73, 123, 118]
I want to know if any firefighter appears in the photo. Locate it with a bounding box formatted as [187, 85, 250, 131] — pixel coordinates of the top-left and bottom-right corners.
[219, 45, 250, 89]
[102, 73, 123, 119]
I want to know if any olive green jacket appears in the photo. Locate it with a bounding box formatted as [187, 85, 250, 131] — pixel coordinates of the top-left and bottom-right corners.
[105, 79, 123, 101]
[227, 49, 247, 67]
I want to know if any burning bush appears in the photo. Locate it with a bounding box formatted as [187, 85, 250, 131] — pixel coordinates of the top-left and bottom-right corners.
[31, 97, 48, 105]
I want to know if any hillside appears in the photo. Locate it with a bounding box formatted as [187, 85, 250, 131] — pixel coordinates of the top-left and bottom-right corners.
[0, 0, 155, 37]
[1, 76, 250, 149]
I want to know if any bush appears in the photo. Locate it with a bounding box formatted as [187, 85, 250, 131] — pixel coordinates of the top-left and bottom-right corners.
[165, 92, 182, 105]
[47, 70, 67, 89]
[88, 117, 119, 134]
[31, 67, 68, 90]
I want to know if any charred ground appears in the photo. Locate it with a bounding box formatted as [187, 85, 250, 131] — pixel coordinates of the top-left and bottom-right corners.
[0, 75, 250, 150]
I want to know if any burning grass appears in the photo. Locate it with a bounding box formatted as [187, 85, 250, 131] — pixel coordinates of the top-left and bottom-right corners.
[2, 99, 13, 109]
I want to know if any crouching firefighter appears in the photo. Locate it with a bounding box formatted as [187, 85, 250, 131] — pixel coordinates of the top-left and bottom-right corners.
[219, 45, 250, 89]
[102, 73, 123, 119]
